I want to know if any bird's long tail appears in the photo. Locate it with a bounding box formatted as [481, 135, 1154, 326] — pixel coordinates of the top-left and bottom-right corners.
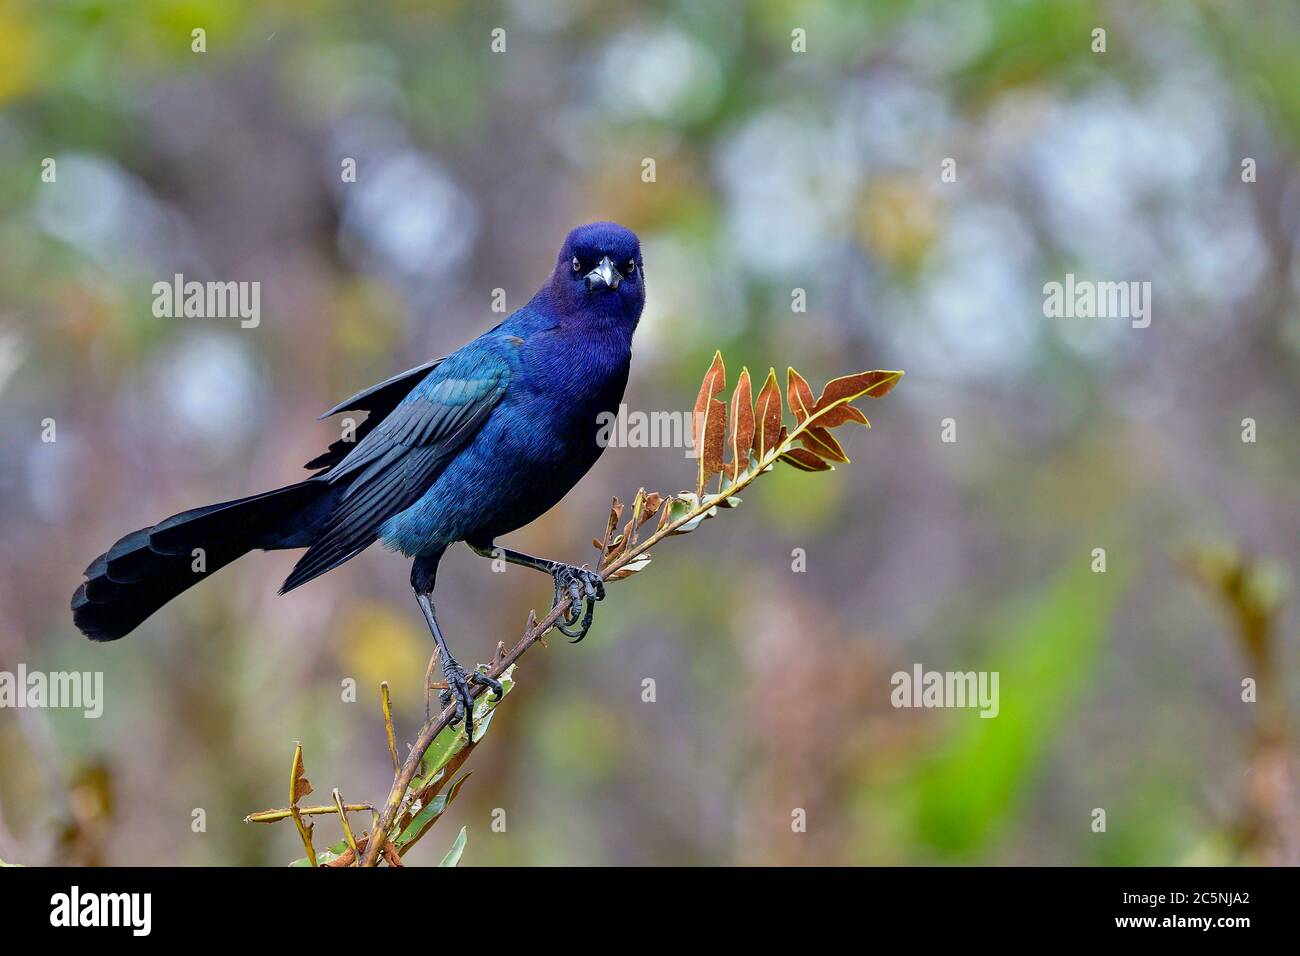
[71, 479, 342, 642]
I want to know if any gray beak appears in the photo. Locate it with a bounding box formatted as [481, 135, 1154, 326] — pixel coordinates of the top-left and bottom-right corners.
[585, 256, 622, 291]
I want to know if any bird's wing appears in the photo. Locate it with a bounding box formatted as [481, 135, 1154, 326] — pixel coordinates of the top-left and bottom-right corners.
[304, 356, 445, 471]
[281, 344, 513, 593]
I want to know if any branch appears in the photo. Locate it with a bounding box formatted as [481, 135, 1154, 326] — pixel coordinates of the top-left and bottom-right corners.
[245, 803, 374, 824]
[360, 605, 574, 864]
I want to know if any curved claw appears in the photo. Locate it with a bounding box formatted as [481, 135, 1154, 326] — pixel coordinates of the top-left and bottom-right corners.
[470, 669, 504, 702]
[557, 595, 597, 643]
[551, 564, 605, 643]
[439, 661, 476, 739]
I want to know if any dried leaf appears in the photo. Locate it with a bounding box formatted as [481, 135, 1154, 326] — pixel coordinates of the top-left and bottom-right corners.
[779, 447, 833, 472]
[752, 368, 783, 463]
[640, 492, 664, 524]
[693, 351, 727, 496]
[786, 367, 815, 423]
[727, 367, 755, 480]
[597, 497, 625, 566]
[606, 555, 652, 581]
[290, 744, 312, 805]
[799, 426, 849, 463]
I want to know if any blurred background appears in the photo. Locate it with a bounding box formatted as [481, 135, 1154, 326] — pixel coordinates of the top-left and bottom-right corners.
[1, 0, 1298, 866]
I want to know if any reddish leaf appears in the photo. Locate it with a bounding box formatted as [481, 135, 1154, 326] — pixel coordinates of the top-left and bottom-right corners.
[778, 447, 833, 472]
[787, 367, 815, 423]
[726, 367, 755, 480]
[814, 370, 903, 410]
[692, 351, 727, 495]
[814, 404, 871, 429]
[799, 426, 849, 463]
[752, 368, 783, 463]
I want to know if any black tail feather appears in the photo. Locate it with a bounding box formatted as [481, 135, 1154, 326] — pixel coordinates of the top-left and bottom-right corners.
[72, 480, 335, 642]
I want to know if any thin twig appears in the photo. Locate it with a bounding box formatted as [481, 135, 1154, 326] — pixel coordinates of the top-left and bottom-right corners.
[332, 788, 360, 864]
[424, 649, 439, 722]
[245, 803, 374, 824]
[380, 682, 399, 774]
[288, 741, 316, 867]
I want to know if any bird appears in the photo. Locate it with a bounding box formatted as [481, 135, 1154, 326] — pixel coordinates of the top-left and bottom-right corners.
[72, 221, 645, 735]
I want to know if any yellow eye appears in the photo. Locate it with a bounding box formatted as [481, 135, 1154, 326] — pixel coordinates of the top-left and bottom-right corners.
[571, 256, 581, 273]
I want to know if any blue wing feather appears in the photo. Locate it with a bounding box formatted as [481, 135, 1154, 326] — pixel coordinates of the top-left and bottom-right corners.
[281, 342, 513, 593]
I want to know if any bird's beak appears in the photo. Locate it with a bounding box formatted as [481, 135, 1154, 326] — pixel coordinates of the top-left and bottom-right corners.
[585, 256, 622, 291]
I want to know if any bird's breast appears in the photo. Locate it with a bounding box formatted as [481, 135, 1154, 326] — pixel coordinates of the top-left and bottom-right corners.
[520, 326, 631, 425]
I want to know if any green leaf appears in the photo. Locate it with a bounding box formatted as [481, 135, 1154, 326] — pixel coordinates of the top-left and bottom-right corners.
[439, 826, 467, 867]
[412, 666, 515, 788]
[289, 839, 348, 867]
[907, 559, 1128, 857]
[395, 794, 449, 848]
[666, 492, 718, 535]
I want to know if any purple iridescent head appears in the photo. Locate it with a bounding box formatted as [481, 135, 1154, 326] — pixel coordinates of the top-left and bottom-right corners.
[549, 221, 645, 328]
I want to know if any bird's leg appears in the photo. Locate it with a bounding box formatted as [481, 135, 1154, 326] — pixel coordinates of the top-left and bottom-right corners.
[413, 592, 502, 739]
[468, 543, 605, 642]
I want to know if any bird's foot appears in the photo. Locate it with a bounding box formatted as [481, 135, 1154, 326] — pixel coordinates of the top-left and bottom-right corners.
[550, 564, 605, 643]
[438, 660, 504, 738]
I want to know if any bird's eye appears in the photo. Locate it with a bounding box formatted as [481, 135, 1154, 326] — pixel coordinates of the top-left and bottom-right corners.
[626, 259, 637, 275]
[571, 256, 581, 273]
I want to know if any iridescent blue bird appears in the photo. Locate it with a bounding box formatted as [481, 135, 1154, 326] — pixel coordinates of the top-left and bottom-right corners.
[73, 222, 645, 733]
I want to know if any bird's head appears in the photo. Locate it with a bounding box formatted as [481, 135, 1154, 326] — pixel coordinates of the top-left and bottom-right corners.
[549, 221, 645, 328]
